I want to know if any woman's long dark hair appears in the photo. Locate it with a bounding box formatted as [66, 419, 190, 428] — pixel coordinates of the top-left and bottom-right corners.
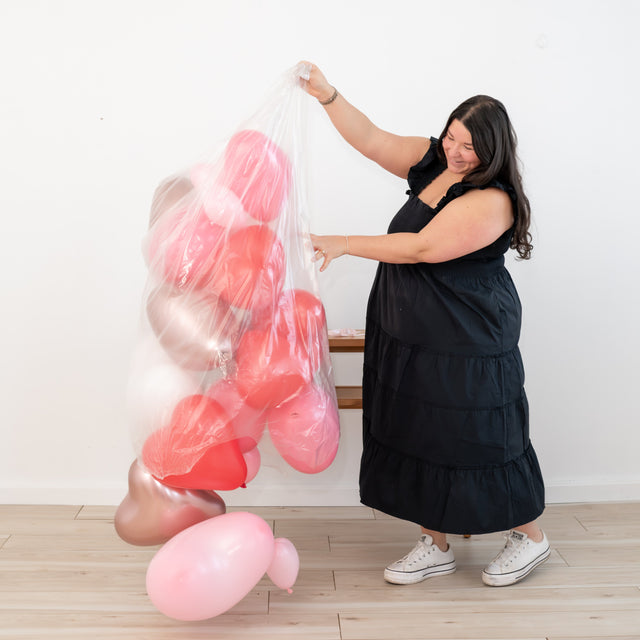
[436, 95, 533, 259]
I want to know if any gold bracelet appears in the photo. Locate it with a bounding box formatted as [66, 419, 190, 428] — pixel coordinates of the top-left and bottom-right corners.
[319, 87, 338, 105]
[345, 235, 350, 255]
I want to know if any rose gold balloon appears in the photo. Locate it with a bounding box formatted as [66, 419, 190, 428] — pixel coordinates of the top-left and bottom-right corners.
[115, 459, 226, 546]
[149, 175, 194, 227]
[146, 286, 243, 371]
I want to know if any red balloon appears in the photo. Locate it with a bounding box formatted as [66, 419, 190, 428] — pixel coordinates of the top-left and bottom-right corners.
[220, 129, 292, 223]
[141, 394, 247, 491]
[148, 207, 226, 289]
[235, 327, 312, 409]
[205, 378, 266, 450]
[254, 289, 327, 373]
[267, 383, 340, 474]
[208, 225, 285, 312]
[160, 440, 247, 491]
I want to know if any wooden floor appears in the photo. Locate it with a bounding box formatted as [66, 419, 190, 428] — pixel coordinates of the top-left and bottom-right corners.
[1, 502, 639, 639]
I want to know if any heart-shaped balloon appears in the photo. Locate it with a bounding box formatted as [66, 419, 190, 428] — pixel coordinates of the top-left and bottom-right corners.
[207, 225, 285, 313]
[146, 286, 242, 372]
[114, 459, 226, 546]
[142, 395, 248, 491]
[267, 382, 340, 473]
[219, 129, 292, 223]
[159, 439, 248, 491]
[147, 207, 226, 290]
[235, 326, 313, 409]
[148, 174, 195, 228]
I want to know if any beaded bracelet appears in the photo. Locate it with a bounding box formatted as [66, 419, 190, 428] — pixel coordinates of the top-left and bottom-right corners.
[319, 87, 338, 105]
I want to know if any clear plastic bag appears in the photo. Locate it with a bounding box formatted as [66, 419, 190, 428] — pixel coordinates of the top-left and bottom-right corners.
[126, 64, 339, 492]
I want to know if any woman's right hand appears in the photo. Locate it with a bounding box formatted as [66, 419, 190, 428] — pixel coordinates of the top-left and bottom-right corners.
[298, 61, 335, 103]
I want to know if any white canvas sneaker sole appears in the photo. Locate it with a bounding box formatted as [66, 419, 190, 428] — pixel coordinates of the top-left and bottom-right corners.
[384, 559, 457, 585]
[481, 544, 551, 586]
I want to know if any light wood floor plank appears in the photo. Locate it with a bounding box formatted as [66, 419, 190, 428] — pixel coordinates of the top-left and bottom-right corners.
[555, 542, 640, 567]
[0, 505, 81, 519]
[338, 610, 640, 639]
[270, 585, 640, 614]
[0, 611, 341, 639]
[75, 505, 116, 520]
[229, 505, 375, 520]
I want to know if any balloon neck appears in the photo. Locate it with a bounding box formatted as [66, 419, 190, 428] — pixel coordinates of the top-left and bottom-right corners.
[241, 483, 247, 489]
[287, 588, 293, 595]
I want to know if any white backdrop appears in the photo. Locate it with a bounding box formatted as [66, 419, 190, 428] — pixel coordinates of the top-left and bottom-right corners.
[1, 0, 638, 506]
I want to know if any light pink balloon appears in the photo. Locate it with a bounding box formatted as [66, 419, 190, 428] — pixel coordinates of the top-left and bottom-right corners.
[200, 183, 255, 231]
[189, 162, 215, 190]
[267, 383, 340, 473]
[205, 378, 266, 448]
[242, 447, 261, 484]
[267, 537, 300, 592]
[146, 511, 275, 620]
[147, 207, 226, 290]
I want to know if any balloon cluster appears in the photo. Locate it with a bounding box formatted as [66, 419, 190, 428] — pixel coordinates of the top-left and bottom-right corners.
[116, 69, 340, 622]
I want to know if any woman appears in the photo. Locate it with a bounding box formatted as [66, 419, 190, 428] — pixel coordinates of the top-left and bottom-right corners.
[301, 62, 549, 587]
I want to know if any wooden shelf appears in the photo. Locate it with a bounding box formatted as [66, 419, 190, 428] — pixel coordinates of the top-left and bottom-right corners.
[335, 385, 363, 410]
[328, 333, 365, 353]
[329, 332, 365, 409]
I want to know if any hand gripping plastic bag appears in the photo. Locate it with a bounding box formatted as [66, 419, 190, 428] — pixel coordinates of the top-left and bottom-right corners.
[126, 64, 339, 493]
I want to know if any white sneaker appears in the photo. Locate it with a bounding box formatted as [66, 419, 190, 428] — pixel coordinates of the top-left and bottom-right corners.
[384, 534, 456, 585]
[482, 530, 551, 586]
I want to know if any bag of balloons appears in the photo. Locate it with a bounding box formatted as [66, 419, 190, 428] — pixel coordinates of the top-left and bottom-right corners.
[125, 63, 340, 494]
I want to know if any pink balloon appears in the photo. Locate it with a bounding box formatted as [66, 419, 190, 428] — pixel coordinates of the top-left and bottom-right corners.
[267, 383, 340, 473]
[146, 511, 275, 620]
[148, 207, 226, 289]
[235, 327, 313, 409]
[208, 225, 285, 313]
[146, 286, 242, 372]
[205, 378, 266, 448]
[219, 129, 292, 222]
[242, 447, 261, 484]
[267, 538, 300, 592]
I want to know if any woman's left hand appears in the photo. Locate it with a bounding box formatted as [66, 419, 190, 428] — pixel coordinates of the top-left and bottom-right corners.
[310, 234, 349, 272]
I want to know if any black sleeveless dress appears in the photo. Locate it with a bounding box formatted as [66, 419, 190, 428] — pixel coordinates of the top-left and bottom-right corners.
[359, 140, 545, 535]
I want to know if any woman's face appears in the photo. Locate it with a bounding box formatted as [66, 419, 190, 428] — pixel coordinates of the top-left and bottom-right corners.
[442, 119, 481, 175]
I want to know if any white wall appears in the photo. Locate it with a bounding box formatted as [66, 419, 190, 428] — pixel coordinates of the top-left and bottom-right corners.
[1, 0, 638, 506]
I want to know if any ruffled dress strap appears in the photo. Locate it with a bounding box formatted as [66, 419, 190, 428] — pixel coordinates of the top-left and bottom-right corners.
[406, 137, 442, 195]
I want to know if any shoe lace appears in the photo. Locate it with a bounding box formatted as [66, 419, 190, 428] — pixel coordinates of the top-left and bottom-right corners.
[493, 531, 527, 567]
[402, 536, 433, 566]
